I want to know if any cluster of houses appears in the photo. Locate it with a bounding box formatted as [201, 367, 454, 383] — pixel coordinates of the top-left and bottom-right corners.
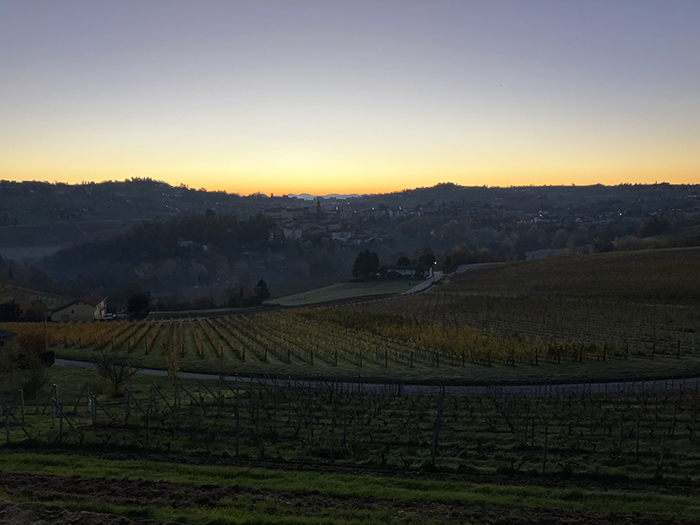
[382, 265, 434, 280]
[264, 200, 389, 245]
[261, 198, 480, 246]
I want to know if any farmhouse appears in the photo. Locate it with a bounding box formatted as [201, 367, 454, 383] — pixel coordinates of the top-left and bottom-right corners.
[50, 293, 107, 322]
[382, 265, 434, 280]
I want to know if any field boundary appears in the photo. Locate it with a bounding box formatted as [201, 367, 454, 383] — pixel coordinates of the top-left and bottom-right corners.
[54, 358, 700, 395]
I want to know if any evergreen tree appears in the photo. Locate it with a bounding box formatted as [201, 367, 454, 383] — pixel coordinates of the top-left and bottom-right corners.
[352, 250, 379, 279]
[254, 279, 270, 303]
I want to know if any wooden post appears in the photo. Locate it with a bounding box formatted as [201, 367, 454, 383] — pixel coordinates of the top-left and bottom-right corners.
[4, 407, 9, 444]
[692, 399, 697, 443]
[19, 389, 24, 424]
[542, 425, 548, 474]
[125, 389, 130, 422]
[658, 433, 665, 477]
[431, 392, 445, 466]
[93, 394, 98, 424]
[618, 413, 623, 449]
[145, 404, 150, 449]
[235, 386, 240, 456]
[331, 417, 336, 462]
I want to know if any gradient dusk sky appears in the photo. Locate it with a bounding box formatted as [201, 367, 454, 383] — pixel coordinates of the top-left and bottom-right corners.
[1, 1, 698, 195]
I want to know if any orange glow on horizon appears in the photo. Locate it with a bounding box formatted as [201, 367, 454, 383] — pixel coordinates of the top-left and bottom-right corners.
[3, 166, 698, 197]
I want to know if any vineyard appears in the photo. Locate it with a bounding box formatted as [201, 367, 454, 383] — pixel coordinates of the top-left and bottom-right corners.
[347, 292, 700, 360]
[3, 373, 700, 481]
[0, 308, 652, 378]
[3, 296, 700, 383]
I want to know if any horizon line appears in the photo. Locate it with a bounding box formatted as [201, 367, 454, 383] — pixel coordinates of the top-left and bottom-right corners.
[3, 177, 697, 198]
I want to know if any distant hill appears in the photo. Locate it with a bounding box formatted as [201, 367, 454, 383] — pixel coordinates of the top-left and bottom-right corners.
[0, 178, 303, 260]
[3, 179, 700, 308]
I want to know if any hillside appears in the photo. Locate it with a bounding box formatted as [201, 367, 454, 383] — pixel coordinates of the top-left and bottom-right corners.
[2, 180, 699, 264]
[0, 283, 72, 312]
[449, 246, 700, 304]
[346, 248, 700, 365]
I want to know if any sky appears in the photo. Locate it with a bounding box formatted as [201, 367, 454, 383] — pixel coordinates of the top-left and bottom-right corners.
[1, 1, 698, 195]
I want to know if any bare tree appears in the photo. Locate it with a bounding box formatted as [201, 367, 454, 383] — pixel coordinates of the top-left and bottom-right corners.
[95, 344, 139, 395]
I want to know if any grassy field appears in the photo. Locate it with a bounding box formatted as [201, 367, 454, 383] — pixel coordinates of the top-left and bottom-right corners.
[2, 452, 700, 523]
[54, 342, 700, 385]
[272, 280, 417, 306]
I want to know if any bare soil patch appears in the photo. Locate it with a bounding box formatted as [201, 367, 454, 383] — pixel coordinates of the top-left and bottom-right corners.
[0, 499, 167, 525]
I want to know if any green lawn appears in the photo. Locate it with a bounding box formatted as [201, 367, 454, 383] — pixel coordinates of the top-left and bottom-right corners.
[272, 281, 418, 306]
[54, 342, 700, 385]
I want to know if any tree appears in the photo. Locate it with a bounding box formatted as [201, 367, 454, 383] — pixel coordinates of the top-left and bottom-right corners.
[254, 279, 270, 304]
[352, 250, 380, 279]
[0, 336, 52, 399]
[95, 344, 139, 396]
[418, 253, 436, 266]
[592, 236, 614, 253]
[636, 216, 670, 238]
[127, 291, 152, 320]
[0, 301, 21, 322]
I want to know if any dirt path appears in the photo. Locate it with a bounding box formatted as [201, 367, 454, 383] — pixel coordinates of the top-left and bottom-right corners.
[0, 472, 695, 525]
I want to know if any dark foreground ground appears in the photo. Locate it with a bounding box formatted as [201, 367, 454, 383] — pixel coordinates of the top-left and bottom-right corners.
[2, 452, 700, 524]
[0, 474, 694, 525]
[0, 499, 168, 525]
